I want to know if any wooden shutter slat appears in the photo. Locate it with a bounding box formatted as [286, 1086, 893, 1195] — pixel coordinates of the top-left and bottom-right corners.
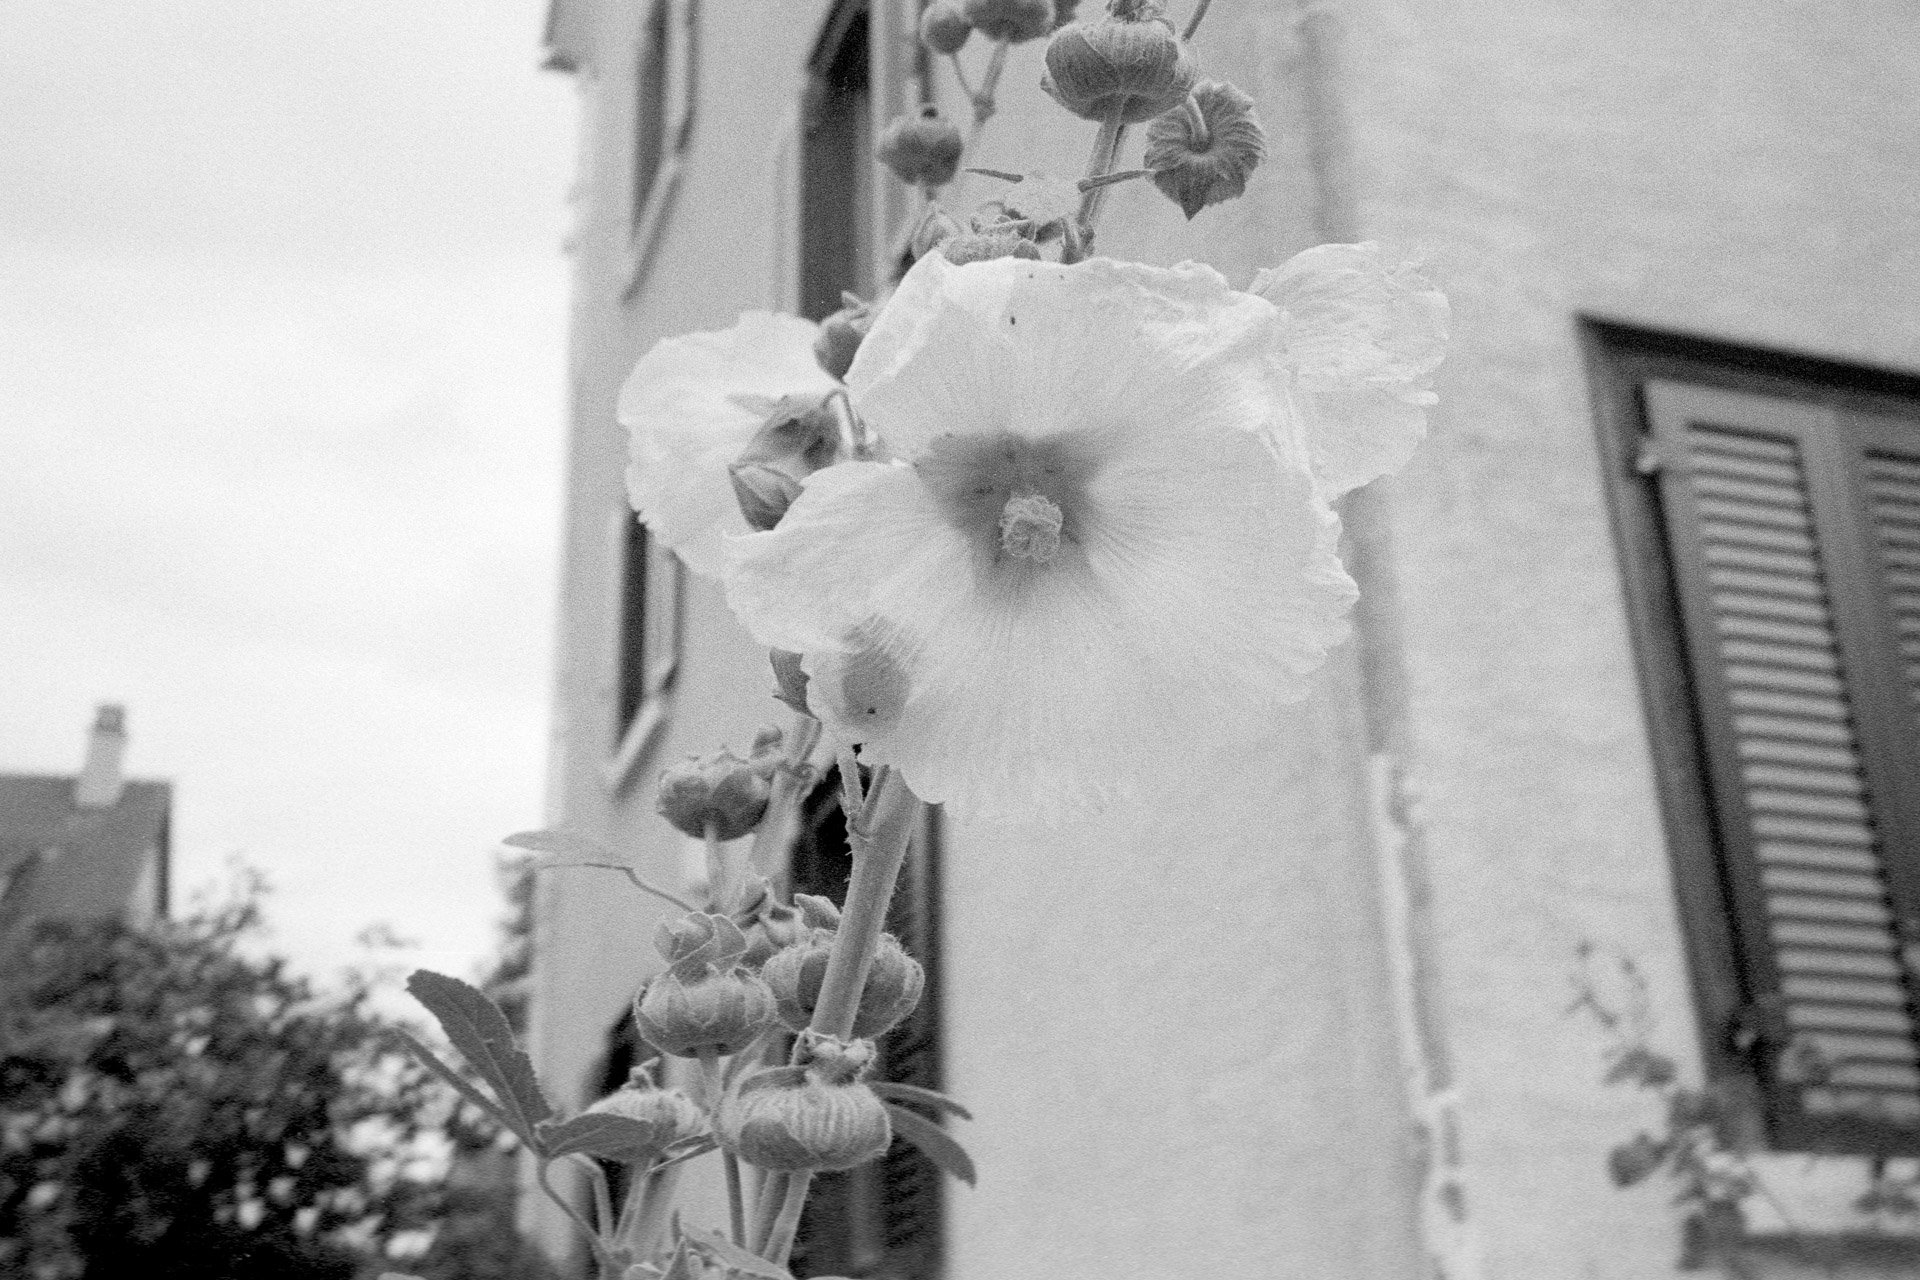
[1784, 974, 1912, 1008]
[1743, 763, 1864, 796]
[1758, 841, 1879, 873]
[1750, 790, 1870, 822]
[1730, 689, 1851, 722]
[1778, 947, 1903, 980]
[1762, 866, 1889, 898]
[1713, 590, 1833, 625]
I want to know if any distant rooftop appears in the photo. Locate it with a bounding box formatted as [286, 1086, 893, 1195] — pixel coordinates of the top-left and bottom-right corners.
[0, 704, 172, 928]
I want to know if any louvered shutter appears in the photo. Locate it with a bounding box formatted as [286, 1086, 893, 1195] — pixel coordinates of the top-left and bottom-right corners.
[1645, 381, 1920, 1151]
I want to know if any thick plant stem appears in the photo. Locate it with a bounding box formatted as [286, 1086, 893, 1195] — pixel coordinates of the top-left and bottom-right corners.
[810, 767, 919, 1040]
[749, 768, 922, 1264]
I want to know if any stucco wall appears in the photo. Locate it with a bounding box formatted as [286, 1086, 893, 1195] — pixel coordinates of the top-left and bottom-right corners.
[1343, 0, 1920, 1275]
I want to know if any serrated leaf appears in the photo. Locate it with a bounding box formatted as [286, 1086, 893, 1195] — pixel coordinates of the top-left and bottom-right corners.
[688, 1228, 794, 1279]
[538, 1112, 674, 1163]
[406, 969, 553, 1147]
[885, 1102, 975, 1187]
[871, 1081, 973, 1121]
[393, 1028, 522, 1143]
[504, 828, 617, 860]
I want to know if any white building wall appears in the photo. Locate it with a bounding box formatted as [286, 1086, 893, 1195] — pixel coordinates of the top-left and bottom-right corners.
[1344, 1, 1920, 1275]
[533, 0, 1920, 1274]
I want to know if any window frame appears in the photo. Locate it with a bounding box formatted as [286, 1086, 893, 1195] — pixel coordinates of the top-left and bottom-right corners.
[621, 0, 701, 301]
[1585, 317, 1920, 1155]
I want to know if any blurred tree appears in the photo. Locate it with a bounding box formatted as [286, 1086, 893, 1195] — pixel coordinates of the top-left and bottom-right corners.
[0, 876, 504, 1280]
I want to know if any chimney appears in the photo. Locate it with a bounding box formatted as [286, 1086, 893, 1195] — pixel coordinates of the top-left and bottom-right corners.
[75, 704, 128, 809]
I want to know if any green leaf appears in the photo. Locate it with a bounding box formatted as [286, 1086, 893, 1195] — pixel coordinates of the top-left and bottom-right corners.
[885, 1102, 975, 1187]
[393, 1028, 525, 1146]
[687, 1228, 794, 1279]
[538, 1112, 674, 1163]
[871, 1080, 973, 1121]
[406, 969, 553, 1147]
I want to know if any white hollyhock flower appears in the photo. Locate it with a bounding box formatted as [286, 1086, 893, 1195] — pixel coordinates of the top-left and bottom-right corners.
[1255, 241, 1450, 499]
[723, 248, 1444, 821]
[619, 311, 839, 579]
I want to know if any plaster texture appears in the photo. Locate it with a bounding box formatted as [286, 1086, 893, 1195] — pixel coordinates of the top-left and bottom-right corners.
[1345, 1, 1920, 1275]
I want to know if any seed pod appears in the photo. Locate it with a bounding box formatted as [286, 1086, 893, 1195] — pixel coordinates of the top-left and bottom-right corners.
[762, 928, 924, 1038]
[961, 0, 1054, 43]
[634, 967, 776, 1057]
[877, 107, 965, 188]
[1144, 82, 1266, 218]
[1042, 10, 1196, 124]
[583, 1078, 709, 1159]
[919, 2, 973, 55]
[718, 1042, 892, 1172]
[657, 749, 772, 840]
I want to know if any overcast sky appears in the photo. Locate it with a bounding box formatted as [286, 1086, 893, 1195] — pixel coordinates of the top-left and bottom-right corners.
[0, 0, 578, 985]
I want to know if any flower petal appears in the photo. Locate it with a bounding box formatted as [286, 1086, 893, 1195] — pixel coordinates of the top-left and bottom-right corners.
[1252, 242, 1449, 499]
[728, 296, 1357, 821]
[847, 252, 1280, 464]
[619, 312, 839, 578]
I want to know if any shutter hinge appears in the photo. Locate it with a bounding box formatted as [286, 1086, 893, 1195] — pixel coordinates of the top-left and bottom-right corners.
[1634, 436, 1684, 476]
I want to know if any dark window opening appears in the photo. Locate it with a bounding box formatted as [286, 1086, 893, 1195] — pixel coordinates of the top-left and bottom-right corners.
[798, 0, 873, 321]
[1587, 320, 1920, 1155]
[617, 518, 651, 739]
[615, 516, 682, 748]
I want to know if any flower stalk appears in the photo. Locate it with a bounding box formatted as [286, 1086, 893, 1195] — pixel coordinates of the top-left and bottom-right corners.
[1072, 106, 1129, 254]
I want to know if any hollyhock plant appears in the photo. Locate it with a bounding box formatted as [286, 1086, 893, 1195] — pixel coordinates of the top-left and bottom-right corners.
[398, 3, 1449, 1277]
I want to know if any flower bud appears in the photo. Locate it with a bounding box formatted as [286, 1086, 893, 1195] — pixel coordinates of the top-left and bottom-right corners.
[877, 107, 965, 188]
[794, 893, 841, 930]
[1042, 10, 1196, 124]
[961, 0, 1054, 43]
[728, 463, 802, 533]
[919, 1, 973, 54]
[738, 899, 807, 970]
[1144, 82, 1266, 218]
[635, 968, 775, 1057]
[769, 649, 810, 716]
[719, 1047, 892, 1171]
[762, 928, 924, 1038]
[657, 749, 771, 840]
[724, 393, 842, 532]
[654, 910, 748, 969]
[584, 1078, 710, 1157]
[941, 228, 1043, 264]
[812, 293, 874, 380]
